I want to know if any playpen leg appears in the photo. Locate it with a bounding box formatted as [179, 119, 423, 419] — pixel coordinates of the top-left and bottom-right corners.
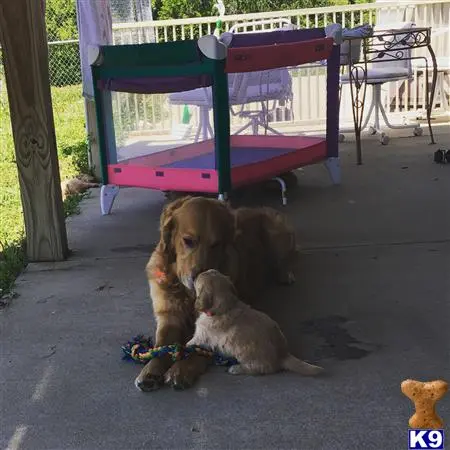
[202, 108, 211, 141]
[272, 177, 287, 206]
[194, 118, 202, 142]
[325, 158, 341, 185]
[100, 184, 120, 215]
[206, 117, 214, 139]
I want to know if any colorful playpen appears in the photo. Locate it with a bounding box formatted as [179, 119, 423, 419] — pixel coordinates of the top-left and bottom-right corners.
[90, 27, 342, 214]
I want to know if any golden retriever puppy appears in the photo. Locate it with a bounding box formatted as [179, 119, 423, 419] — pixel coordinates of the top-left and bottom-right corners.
[187, 269, 323, 376]
[135, 196, 298, 392]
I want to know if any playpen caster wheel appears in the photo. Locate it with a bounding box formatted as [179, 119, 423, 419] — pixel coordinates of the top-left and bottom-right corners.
[380, 133, 389, 145]
[369, 126, 377, 135]
[279, 171, 298, 189]
[338, 133, 345, 143]
[413, 127, 423, 137]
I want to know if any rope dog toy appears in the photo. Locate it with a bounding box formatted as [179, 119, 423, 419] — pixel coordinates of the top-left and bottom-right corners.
[122, 335, 238, 367]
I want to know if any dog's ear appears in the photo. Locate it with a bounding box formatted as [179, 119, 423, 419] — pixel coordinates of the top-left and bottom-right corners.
[159, 196, 192, 263]
[217, 200, 235, 240]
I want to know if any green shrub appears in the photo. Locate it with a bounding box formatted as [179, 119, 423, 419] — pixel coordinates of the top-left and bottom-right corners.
[45, 0, 78, 42]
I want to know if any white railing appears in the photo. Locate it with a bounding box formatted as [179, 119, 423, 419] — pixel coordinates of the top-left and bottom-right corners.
[109, 0, 449, 142]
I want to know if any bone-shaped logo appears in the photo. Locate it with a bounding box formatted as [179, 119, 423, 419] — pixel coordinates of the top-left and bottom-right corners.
[401, 379, 448, 429]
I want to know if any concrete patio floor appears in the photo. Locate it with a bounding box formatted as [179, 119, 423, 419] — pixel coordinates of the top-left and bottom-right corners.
[1, 125, 449, 450]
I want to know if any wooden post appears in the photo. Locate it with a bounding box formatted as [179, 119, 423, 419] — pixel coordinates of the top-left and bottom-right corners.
[0, 0, 68, 261]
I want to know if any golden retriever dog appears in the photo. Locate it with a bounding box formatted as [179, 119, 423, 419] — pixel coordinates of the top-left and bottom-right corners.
[61, 174, 99, 200]
[187, 269, 323, 376]
[135, 196, 298, 391]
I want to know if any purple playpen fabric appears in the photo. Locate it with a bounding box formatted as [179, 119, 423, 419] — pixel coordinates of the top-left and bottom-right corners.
[98, 74, 212, 94]
[229, 28, 325, 48]
[162, 146, 296, 170]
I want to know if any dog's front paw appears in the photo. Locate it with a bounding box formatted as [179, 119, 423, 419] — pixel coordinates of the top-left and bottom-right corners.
[135, 373, 164, 392]
[135, 358, 170, 392]
[164, 356, 208, 390]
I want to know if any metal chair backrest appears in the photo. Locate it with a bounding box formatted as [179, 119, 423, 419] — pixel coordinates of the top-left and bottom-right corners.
[369, 21, 416, 77]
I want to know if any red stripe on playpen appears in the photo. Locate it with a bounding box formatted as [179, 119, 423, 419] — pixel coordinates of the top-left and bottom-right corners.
[225, 37, 333, 73]
[108, 165, 219, 192]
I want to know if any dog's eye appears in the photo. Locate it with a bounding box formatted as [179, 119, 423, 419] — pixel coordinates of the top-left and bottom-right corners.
[183, 237, 195, 248]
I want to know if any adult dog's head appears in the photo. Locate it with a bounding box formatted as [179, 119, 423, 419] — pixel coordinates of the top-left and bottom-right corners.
[157, 196, 236, 292]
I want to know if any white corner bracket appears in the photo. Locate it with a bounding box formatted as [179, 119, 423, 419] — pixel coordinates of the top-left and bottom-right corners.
[325, 23, 343, 46]
[325, 157, 341, 185]
[87, 45, 103, 67]
[219, 31, 234, 47]
[100, 184, 120, 215]
[198, 34, 230, 60]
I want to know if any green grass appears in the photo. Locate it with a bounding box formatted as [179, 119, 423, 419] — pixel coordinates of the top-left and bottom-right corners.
[63, 191, 89, 218]
[0, 240, 26, 302]
[0, 83, 89, 298]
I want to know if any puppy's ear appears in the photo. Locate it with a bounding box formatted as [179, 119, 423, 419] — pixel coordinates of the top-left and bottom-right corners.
[222, 274, 238, 296]
[229, 280, 239, 298]
[158, 196, 192, 263]
[196, 286, 214, 312]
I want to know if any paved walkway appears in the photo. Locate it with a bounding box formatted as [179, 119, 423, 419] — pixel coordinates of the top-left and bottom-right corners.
[1, 127, 449, 450]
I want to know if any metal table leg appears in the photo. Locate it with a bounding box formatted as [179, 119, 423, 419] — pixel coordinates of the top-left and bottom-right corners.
[426, 43, 438, 145]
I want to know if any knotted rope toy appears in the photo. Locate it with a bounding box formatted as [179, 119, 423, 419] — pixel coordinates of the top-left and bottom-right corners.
[122, 335, 238, 367]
